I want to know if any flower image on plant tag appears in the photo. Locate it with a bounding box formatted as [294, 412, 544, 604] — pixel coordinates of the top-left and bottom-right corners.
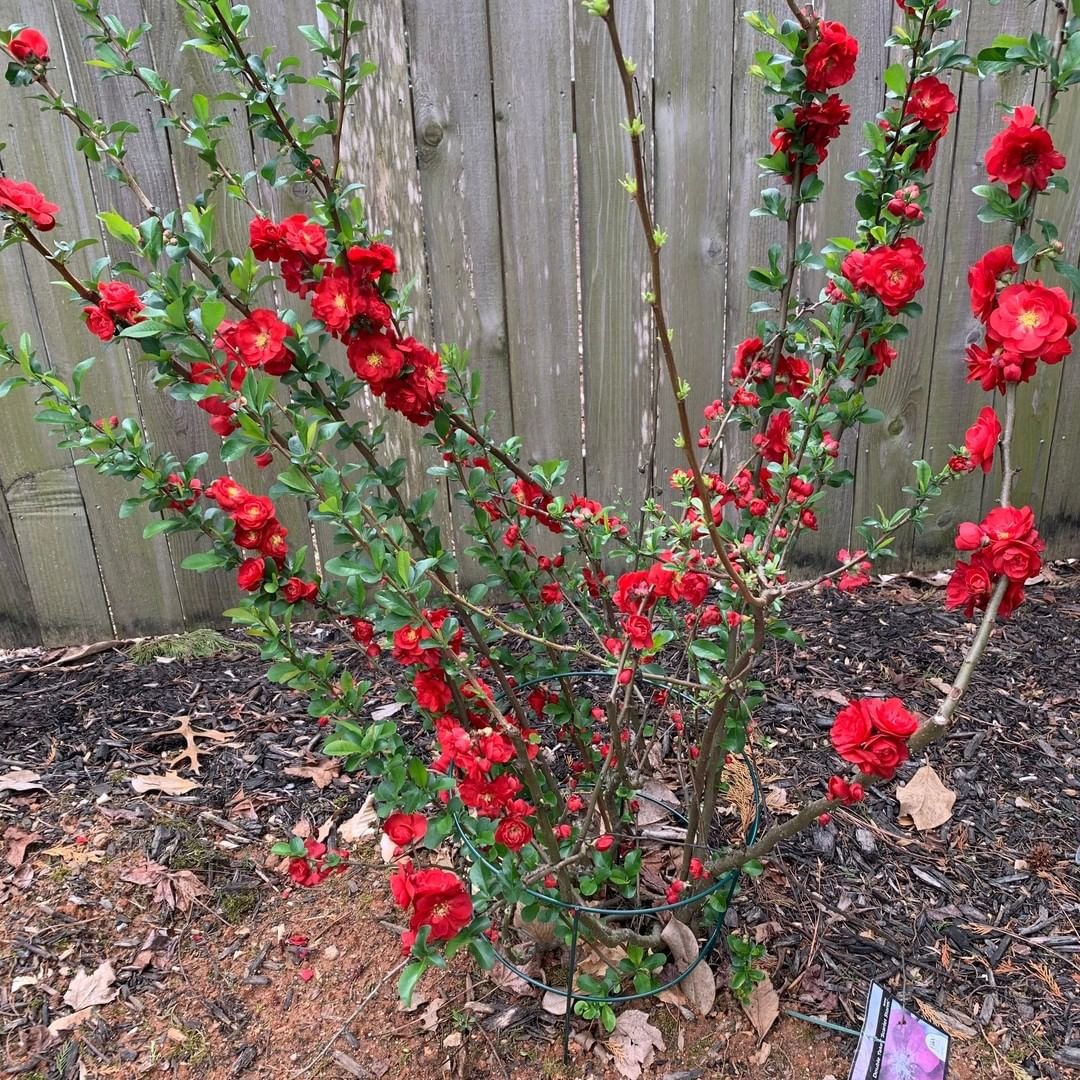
[849, 983, 950, 1080]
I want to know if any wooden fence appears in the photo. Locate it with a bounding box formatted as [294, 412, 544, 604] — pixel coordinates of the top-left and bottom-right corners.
[0, 0, 1078, 646]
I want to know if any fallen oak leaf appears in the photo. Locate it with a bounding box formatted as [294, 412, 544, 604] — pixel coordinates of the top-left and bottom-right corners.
[121, 859, 208, 912]
[339, 793, 378, 843]
[741, 975, 779, 1041]
[661, 918, 716, 1016]
[159, 715, 234, 774]
[607, 1009, 665, 1080]
[130, 771, 201, 795]
[4, 826, 41, 868]
[62, 960, 117, 1011]
[0, 768, 45, 793]
[896, 765, 956, 831]
[283, 759, 340, 790]
[41, 844, 105, 866]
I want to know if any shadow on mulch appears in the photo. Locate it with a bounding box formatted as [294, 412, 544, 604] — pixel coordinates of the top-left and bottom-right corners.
[0, 565, 1078, 1077]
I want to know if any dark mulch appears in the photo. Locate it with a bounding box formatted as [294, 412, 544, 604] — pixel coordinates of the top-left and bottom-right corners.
[1, 565, 1078, 1076]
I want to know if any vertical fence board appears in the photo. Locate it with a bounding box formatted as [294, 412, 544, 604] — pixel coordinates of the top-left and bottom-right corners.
[488, 0, 583, 493]
[149, 3, 315, 567]
[854, 5, 973, 570]
[2, 0, 1080, 647]
[51, 0, 233, 626]
[795, 2, 893, 569]
[0, 488, 39, 647]
[912, 3, 1044, 566]
[654, 4, 735, 488]
[403, 0, 510, 579]
[1040, 86, 1080, 555]
[999, 4, 1072, 535]
[575, 2, 655, 510]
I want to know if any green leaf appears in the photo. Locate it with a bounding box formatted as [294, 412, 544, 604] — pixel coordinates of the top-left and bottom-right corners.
[181, 551, 229, 572]
[883, 62, 908, 98]
[1012, 233, 1038, 265]
[398, 960, 427, 1004]
[98, 210, 141, 247]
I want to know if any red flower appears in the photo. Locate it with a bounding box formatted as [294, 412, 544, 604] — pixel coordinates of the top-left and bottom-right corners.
[804, 20, 858, 92]
[383, 812, 428, 848]
[311, 269, 362, 335]
[206, 476, 247, 510]
[963, 407, 1001, 475]
[622, 613, 653, 651]
[234, 309, 290, 370]
[907, 76, 957, 132]
[8, 28, 50, 63]
[281, 576, 319, 604]
[260, 522, 289, 565]
[249, 216, 285, 261]
[967, 245, 1017, 322]
[827, 775, 864, 805]
[413, 670, 452, 713]
[944, 553, 994, 617]
[236, 557, 266, 592]
[347, 332, 404, 389]
[985, 104, 1066, 198]
[595, 834, 614, 852]
[539, 582, 563, 605]
[494, 816, 534, 851]
[964, 336, 1037, 392]
[390, 859, 416, 908]
[346, 242, 397, 278]
[281, 214, 327, 260]
[977, 505, 1044, 582]
[83, 305, 116, 342]
[233, 494, 276, 531]
[858, 238, 926, 314]
[0, 178, 59, 230]
[409, 868, 473, 941]
[753, 409, 792, 463]
[831, 698, 917, 780]
[837, 548, 872, 592]
[97, 281, 144, 321]
[986, 281, 1076, 363]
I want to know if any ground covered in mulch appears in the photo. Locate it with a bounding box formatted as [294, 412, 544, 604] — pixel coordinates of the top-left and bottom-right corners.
[1, 566, 1078, 1079]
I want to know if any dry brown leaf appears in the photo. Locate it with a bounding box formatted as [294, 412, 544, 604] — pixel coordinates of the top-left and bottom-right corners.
[635, 780, 680, 827]
[130, 771, 201, 795]
[0, 768, 45, 793]
[160, 715, 233, 773]
[810, 687, 849, 706]
[541, 989, 569, 1016]
[896, 765, 956, 831]
[660, 918, 715, 1016]
[41, 844, 105, 866]
[607, 1009, 665, 1080]
[741, 975, 779, 1040]
[62, 960, 117, 1011]
[339, 794, 378, 843]
[371, 701, 405, 722]
[48, 1008, 95, 1035]
[121, 860, 208, 912]
[283, 759, 340, 790]
[4, 826, 41, 868]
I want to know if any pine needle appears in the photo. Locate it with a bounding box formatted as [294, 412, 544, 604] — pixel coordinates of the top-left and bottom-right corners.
[128, 628, 243, 665]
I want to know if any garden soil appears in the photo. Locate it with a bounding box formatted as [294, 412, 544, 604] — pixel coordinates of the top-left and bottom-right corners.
[1, 566, 1078, 1078]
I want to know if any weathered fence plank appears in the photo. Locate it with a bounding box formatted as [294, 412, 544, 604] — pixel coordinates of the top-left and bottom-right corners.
[487, 0, 584, 493]
[575, 0, 656, 511]
[654, 4, 736, 489]
[1, 0, 1079, 646]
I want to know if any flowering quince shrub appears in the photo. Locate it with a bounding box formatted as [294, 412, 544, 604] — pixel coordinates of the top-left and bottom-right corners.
[1, 0, 1078, 1009]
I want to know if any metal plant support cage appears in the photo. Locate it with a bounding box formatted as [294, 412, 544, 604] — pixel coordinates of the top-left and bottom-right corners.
[450, 671, 765, 1060]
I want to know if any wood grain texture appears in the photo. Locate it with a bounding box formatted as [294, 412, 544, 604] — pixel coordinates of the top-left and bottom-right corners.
[654, 3, 736, 488]
[574, 2, 655, 510]
[488, 0, 583, 493]
[403, 0, 510, 579]
[0, 471, 41, 647]
[911, 3, 1045, 566]
[796, 2, 894, 570]
[50, 0, 229, 626]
